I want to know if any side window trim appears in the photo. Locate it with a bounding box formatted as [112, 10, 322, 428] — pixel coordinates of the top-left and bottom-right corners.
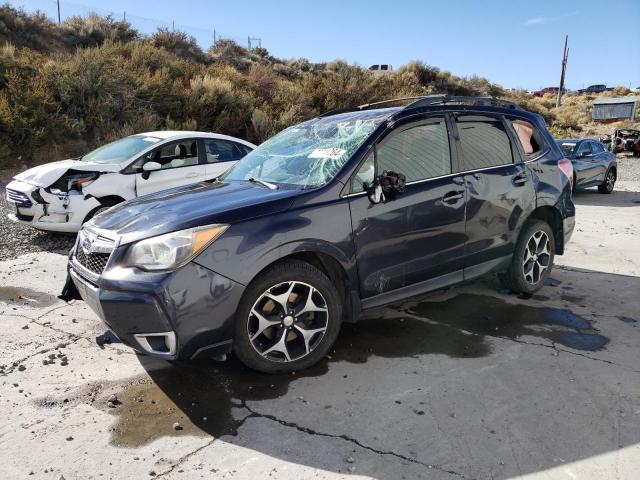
[197, 138, 207, 165]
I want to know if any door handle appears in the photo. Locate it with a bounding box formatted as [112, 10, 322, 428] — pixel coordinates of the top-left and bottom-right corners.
[442, 190, 464, 204]
[185, 172, 198, 178]
[513, 173, 528, 186]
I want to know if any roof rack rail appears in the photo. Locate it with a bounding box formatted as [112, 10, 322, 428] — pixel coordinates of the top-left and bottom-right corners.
[318, 94, 521, 118]
[403, 95, 521, 111]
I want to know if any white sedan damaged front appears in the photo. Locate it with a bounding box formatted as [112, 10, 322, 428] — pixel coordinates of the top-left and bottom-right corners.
[6, 168, 111, 232]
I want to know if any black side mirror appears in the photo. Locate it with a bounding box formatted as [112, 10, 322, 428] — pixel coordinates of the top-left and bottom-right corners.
[367, 170, 406, 204]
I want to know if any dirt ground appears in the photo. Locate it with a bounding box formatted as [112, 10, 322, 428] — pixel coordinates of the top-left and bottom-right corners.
[1, 163, 639, 479]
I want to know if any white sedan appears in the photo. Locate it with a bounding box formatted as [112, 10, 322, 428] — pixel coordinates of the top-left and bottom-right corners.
[5, 131, 256, 233]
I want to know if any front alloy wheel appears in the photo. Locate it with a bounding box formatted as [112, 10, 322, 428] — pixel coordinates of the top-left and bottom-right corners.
[233, 260, 342, 373]
[248, 281, 328, 362]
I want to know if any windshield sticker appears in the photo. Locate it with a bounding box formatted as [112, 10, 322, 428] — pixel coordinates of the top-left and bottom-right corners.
[308, 148, 346, 159]
[562, 143, 575, 146]
[143, 137, 161, 142]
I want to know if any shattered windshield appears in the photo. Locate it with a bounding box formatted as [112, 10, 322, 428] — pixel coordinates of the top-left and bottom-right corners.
[557, 141, 577, 155]
[223, 109, 394, 187]
[81, 135, 161, 164]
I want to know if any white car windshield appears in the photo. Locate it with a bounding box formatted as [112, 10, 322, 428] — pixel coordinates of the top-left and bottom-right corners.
[224, 109, 394, 187]
[81, 135, 161, 164]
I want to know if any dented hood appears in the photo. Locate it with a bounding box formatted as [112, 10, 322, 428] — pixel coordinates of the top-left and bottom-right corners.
[14, 160, 121, 187]
[92, 180, 300, 245]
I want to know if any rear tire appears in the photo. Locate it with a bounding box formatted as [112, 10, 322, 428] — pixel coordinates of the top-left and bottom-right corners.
[233, 260, 342, 374]
[598, 169, 616, 194]
[499, 220, 555, 294]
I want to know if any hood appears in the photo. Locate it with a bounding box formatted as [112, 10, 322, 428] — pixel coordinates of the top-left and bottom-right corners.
[91, 180, 301, 244]
[14, 160, 121, 187]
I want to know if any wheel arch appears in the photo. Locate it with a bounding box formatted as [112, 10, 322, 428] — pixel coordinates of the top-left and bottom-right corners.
[95, 194, 126, 205]
[526, 206, 565, 254]
[247, 248, 360, 324]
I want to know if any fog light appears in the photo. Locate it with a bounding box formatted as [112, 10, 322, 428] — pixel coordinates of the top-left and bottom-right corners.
[134, 332, 176, 356]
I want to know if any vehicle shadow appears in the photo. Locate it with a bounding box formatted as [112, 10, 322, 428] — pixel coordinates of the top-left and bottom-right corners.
[92, 268, 640, 479]
[572, 188, 640, 207]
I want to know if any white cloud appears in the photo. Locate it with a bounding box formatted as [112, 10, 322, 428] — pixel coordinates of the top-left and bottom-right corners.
[524, 12, 578, 26]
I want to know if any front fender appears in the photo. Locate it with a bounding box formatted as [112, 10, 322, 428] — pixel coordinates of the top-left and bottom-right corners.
[193, 200, 357, 288]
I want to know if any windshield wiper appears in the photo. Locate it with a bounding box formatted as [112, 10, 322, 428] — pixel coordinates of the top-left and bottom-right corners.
[248, 178, 278, 190]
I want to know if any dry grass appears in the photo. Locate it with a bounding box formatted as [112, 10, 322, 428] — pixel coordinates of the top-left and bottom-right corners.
[0, 4, 638, 168]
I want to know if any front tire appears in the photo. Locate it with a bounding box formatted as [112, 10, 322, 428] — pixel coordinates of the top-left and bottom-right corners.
[598, 169, 616, 194]
[84, 199, 120, 224]
[233, 260, 342, 374]
[500, 220, 555, 294]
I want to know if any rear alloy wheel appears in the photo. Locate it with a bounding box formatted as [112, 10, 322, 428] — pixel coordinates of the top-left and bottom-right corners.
[522, 230, 551, 285]
[598, 169, 616, 194]
[233, 260, 342, 373]
[499, 220, 555, 294]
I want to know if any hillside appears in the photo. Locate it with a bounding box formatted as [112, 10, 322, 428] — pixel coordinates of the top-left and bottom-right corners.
[0, 4, 638, 169]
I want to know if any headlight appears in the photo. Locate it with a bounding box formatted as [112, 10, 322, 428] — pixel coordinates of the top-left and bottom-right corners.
[124, 224, 228, 271]
[67, 173, 99, 192]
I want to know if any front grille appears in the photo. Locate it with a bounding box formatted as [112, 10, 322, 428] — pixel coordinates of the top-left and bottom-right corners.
[75, 248, 110, 275]
[6, 188, 32, 208]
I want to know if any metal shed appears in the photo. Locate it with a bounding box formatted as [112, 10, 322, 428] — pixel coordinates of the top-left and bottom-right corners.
[592, 97, 638, 121]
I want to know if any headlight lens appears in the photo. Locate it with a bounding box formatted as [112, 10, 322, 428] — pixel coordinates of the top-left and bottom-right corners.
[124, 224, 228, 271]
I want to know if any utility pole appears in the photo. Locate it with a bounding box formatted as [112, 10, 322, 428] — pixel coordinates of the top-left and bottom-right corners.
[56, 0, 61, 24]
[556, 35, 569, 108]
[123, 11, 126, 21]
[213, 29, 216, 45]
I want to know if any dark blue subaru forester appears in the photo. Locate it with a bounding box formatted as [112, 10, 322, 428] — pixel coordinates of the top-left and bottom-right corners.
[62, 96, 575, 373]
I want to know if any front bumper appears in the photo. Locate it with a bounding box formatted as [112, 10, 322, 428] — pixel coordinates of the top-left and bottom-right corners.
[5, 179, 99, 233]
[67, 252, 245, 360]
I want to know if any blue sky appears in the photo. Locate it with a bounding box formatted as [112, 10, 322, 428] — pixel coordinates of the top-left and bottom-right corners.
[15, 0, 640, 90]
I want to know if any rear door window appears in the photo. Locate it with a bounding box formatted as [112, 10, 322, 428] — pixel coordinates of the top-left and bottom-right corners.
[456, 116, 513, 170]
[203, 139, 249, 163]
[577, 142, 592, 156]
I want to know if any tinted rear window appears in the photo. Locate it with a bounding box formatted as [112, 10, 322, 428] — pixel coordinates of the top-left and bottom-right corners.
[457, 116, 513, 170]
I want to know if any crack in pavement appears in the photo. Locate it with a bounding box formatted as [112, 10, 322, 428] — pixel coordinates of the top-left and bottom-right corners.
[482, 331, 640, 374]
[154, 438, 218, 478]
[396, 310, 640, 374]
[153, 413, 257, 479]
[239, 401, 469, 478]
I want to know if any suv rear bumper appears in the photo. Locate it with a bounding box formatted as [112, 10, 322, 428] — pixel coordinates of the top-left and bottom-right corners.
[68, 259, 245, 360]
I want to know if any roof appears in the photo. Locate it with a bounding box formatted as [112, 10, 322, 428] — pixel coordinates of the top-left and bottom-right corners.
[556, 138, 600, 143]
[592, 97, 639, 105]
[134, 131, 257, 147]
[319, 95, 523, 119]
